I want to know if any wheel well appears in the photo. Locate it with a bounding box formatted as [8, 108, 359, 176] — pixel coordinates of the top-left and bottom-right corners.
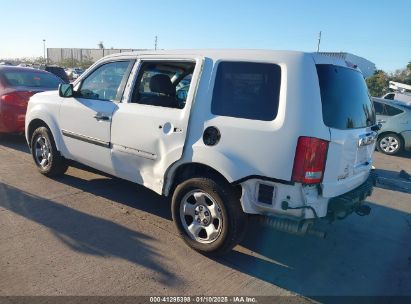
[27, 119, 49, 147]
[167, 163, 242, 199]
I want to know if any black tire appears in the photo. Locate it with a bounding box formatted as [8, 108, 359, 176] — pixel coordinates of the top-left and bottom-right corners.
[377, 133, 403, 155]
[172, 177, 247, 256]
[31, 126, 68, 176]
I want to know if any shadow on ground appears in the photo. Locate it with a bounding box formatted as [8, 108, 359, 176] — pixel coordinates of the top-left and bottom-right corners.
[54, 173, 172, 221]
[1, 135, 411, 298]
[16, 166, 411, 298]
[0, 134, 29, 153]
[217, 201, 411, 298]
[374, 168, 411, 195]
[0, 182, 181, 287]
[392, 150, 411, 160]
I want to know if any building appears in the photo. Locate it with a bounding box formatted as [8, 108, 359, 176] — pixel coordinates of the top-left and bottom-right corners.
[47, 48, 149, 66]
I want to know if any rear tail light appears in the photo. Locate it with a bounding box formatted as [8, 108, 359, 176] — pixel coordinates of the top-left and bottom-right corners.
[292, 136, 329, 184]
[0, 91, 36, 107]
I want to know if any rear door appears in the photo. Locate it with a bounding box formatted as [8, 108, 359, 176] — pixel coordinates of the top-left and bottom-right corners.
[316, 64, 377, 197]
[110, 57, 203, 194]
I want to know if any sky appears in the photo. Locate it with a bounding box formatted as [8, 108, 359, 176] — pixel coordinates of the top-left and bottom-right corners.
[1, 0, 410, 72]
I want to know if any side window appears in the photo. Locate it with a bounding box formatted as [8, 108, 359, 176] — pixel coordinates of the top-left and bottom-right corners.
[384, 93, 395, 100]
[385, 104, 404, 116]
[78, 61, 131, 101]
[176, 74, 192, 103]
[211, 62, 281, 121]
[373, 102, 384, 115]
[131, 61, 196, 109]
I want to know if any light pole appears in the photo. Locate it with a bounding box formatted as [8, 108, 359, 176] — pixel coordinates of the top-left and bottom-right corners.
[43, 39, 46, 65]
[317, 31, 322, 52]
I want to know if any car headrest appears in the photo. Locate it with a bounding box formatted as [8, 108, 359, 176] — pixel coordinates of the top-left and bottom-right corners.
[149, 74, 175, 96]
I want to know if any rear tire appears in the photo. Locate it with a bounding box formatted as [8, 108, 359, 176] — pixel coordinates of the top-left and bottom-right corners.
[31, 126, 68, 176]
[172, 177, 247, 256]
[377, 133, 403, 155]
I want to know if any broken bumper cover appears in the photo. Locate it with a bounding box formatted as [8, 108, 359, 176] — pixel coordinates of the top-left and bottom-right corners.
[327, 172, 377, 220]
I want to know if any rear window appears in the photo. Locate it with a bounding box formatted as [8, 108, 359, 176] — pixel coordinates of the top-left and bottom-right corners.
[316, 64, 375, 129]
[211, 62, 281, 121]
[4, 70, 62, 88]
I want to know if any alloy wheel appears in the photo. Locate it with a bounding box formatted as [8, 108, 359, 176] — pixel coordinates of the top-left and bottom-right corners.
[379, 136, 399, 154]
[34, 135, 52, 169]
[179, 190, 223, 244]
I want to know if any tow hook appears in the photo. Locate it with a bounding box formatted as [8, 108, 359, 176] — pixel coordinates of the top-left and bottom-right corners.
[355, 204, 371, 216]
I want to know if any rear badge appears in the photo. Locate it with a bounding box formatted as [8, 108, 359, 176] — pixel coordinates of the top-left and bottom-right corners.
[358, 132, 377, 147]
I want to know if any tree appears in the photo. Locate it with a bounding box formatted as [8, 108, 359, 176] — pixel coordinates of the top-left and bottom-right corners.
[32, 56, 46, 65]
[390, 65, 411, 85]
[366, 62, 411, 96]
[366, 70, 389, 97]
[79, 56, 95, 69]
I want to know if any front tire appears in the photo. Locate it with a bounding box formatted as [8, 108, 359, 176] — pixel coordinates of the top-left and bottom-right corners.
[172, 178, 247, 256]
[377, 133, 403, 155]
[31, 126, 68, 176]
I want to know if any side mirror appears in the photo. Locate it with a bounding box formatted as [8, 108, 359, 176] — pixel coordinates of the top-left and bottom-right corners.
[59, 83, 74, 98]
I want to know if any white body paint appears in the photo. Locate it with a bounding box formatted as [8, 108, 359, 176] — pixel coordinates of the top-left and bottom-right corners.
[25, 50, 375, 220]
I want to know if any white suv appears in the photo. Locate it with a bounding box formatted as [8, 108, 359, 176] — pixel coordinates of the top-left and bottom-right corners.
[25, 50, 378, 255]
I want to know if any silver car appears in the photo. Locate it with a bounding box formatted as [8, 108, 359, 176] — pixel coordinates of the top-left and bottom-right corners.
[373, 97, 411, 155]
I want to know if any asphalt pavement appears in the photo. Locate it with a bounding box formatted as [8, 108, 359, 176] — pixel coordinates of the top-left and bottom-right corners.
[0, 135, 410, 300]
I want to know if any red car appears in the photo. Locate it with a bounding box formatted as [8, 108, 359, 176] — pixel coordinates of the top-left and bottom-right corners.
[0, 66, 63, 134]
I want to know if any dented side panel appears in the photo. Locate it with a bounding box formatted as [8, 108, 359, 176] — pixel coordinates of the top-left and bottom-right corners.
[110, 56, 204, 194]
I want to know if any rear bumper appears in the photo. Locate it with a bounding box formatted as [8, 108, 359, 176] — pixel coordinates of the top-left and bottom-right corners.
[0, 107, 26, 133]
[326, 172, 376, 220]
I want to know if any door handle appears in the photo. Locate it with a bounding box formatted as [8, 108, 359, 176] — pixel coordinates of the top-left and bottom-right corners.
[173, 127, 183, 133]
[158, 123, 183, 134]
[93, 113, 110, 121]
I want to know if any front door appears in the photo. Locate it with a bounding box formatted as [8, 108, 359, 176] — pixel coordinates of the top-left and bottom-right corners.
[110, 58, 203, 193]
[59, 60, 133, 173]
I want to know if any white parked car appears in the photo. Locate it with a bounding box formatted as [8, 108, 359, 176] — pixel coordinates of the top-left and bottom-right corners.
[382, 81, 411, 103]
[383, 92, 411, 103]
[25, 50, 378, 255]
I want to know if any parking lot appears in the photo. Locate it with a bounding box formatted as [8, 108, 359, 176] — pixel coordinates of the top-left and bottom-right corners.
[0, 135, 410, 300]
